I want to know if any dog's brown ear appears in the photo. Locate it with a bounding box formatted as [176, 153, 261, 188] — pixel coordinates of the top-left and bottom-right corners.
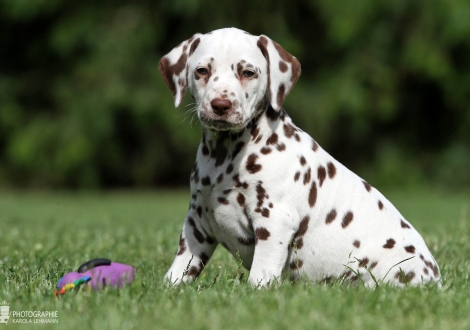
[257, 35, 301, 111]
[159, 34, 203, 107]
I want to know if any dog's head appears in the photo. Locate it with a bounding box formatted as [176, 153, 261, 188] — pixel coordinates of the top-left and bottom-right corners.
[159, 28, 301, 131]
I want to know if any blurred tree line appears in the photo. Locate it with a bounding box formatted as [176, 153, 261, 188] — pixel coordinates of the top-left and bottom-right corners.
[0, 0, 469, 189]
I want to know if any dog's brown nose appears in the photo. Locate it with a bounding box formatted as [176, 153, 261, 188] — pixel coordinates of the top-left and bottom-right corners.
[211, 98, 232, 116]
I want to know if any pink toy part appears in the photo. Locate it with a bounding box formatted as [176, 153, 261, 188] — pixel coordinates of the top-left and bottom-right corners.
[55, 259, 136, 296]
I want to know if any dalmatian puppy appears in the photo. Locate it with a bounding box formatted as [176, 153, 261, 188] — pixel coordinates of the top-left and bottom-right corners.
[159, 28, 440, 287]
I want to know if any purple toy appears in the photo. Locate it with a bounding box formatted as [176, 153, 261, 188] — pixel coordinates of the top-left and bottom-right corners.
[55, 258, 136, 296]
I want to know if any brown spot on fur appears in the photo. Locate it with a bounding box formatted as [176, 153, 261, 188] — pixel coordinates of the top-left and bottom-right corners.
[243, 206, 254, 231]
[359, 257, 369, 267]
[395, 271, 415, 284]
[423, 268, 429, 275]
[293, 237, 304, 249]
[232, 142, 245, 159]
[276, 85, 286, 107]
[294, 171, 301, 182]
[177, 236, 186, 255]
[256, 207, 270, 218]
[266, 133, 278, 145]
[214, 142, 228, 167]
[197, 206, 202, 218]
[404, 245, 416, 254]
[308, 181, 317, 208]
[322, 276, 333, 284]
[312, 140, 319, 152]
[325, 209, 337, 224]
[255, 227, 271, 244]
[363, 180, 372, 192]
[279, 61, 288, 72]
[223, 189, 232, 194]
[192, 168, 200, 184]
[245, 92, 249, 99]
[217, 173, 224, 183]
[233, 174, 249, 189]
[226, 163, 234, 174]
[378, 200, 384, 210]
[237, 193, 246, 206]
[317, 166, 326, 187]
[218, 197, 229, 205]
[266, 105, 281, 121]
[341, 211, 354, 228]
[296, 216, 310, 237]
[341, 270, 352, 279]
[353, 240, 360, 248]
[256, 181, 268, 208]
[291, 216, 309, 249]
[246, 153, 262, 174]
[238, 237, 255, 245]
[188, 266, 201, 277]
[260, 147, 272, 154]
[401, 220, 411, 229]
[303, 168, 311, 185]
[370, 261, 378, 269]
[299, 156, 306, 166]
[283, 123, 296, 138]
[327, 162, 336, 178]
[257, 36, 271, 98]
[254, 135, 263, 144]
[276, 143, 286, 151]
[289, 260, 304, 270]
[201, 176, 211, 186]
[432, 264, 439, 277]
[383, 238, 396, 249]
[188, 217, 205, 243]
[251, 126, 260, 141]
[422, 257, 439, 277]
[189, 38, 200, 56]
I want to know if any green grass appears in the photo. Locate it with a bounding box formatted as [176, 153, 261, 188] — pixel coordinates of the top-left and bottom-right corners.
[1, 187, 469, 329]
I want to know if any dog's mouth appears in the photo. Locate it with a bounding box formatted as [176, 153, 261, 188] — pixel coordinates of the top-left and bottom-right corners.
[199, 117, 244, 131]
[198, 98, 267, 132]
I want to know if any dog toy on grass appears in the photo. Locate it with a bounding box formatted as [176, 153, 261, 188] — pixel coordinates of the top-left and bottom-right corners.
[55, 258, 136, 297]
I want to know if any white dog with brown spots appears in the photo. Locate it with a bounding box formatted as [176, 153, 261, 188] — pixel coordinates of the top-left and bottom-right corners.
[159, 27, 440, 287]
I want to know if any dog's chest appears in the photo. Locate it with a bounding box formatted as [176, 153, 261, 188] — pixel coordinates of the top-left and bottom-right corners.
[190, 132, 256, 241]
[189, 112, 317, 259]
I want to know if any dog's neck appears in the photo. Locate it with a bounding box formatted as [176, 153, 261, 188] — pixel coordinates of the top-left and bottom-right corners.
[199, 103, 289, 169]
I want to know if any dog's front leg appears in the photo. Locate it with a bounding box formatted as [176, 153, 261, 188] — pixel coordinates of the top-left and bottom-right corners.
[164, 213, 217, 285]
[248, 211, 296, 287]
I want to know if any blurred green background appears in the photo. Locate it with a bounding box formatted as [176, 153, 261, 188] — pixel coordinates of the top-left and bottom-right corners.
[1, 0, 469, 189]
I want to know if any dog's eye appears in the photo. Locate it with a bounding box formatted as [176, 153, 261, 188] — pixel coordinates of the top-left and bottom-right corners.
[243, 70, 255, 78]
[196, 68, 209, 75]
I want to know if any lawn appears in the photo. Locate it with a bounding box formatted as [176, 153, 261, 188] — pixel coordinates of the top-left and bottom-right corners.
[0, 187, 469, 329]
